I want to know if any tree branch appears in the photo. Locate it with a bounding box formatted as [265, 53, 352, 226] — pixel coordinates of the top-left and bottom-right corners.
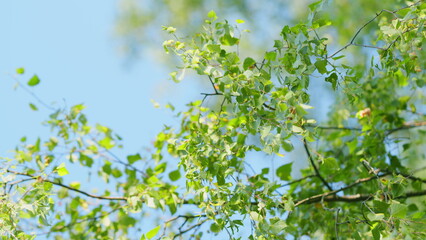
[201, 92, 223, 96]
[280, 174, 317, 188]
[306, 122, 426, 134]
[208, 75, 219, 94]
[299, 190, 426, 204]
[294, 174, 382, 206]
[37, 207, 122, 235]
[386, 121, 426, 135]
[294, 172, 426, 206]
[303, 139, 333, 191]
[172, 218, 209, 240]
[6, 170, 127, 201]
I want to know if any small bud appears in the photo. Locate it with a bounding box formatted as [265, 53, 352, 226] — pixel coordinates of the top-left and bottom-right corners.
[356, 108, 371, 119]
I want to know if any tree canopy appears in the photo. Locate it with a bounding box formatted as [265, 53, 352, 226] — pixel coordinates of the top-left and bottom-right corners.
[1, 0, 426, 239]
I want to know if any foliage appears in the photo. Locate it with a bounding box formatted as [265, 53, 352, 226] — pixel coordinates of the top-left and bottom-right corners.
[1, 0, 426, 239]
[116, 0, 408, 59]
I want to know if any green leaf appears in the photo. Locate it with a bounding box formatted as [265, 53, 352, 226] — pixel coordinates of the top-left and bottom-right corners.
[236, 19, 245, 24]
[99, 137, 114, 150]
[169, 170, 181, 181]
[314, 59, 327, 74]
[371, 224, 381, 240]
[367, 213, 384, 221]
[154, 162, 167, 174]
[210, 223, 221, 233]
[207, 10, 217, 20]
[69, 182, 80, 189]
[281, 140, 294, 152]
[79, 153, 94, 167]
[276, 162, 292, 181]
[273, 40, 283, 49]
[16, 67, 25, 74]
[390, 202, 407, 218]
[220, 33, 239, 46]
[29, 103, 38, 111]
[308, 0, 323, 11]
[56, 163, 69, 176]
[112, 168, 122, 178]
[27, 74, 40, 86]
[265, 51, 277, 61]
[292, 125, 303, 133]
[127, 154, 142, 164]
[325, 72, 338, 90]
[207, 44, 221, 53]
[260, 125, 271, 139]
[145, 225, 160, 239]
[322, 157, 339, 172]
[352, 231, 362, 240]
[243, 57, 256, 70]
[102, 162, 112, 174]
[43, 182, 53, 191]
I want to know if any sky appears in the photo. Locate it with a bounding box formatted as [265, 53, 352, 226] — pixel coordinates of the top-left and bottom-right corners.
[0, 1, 199, 156]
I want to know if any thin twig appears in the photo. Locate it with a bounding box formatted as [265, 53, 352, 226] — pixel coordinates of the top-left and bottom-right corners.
[7, 169, 126, 201]
[303, 139, 333, 191]
[10, 75, 57, 111]
[294, 174, 381, 206]
[280, 174, 317, 188]
[37, 207, 122, 235]
[201, 92, 223, 96]
[208, 75, 219, 94]
[335, 208, 340, 240]
[305, 122, 426, 134]
[295, 189, 426, 206]
[172, 218, 209, 239]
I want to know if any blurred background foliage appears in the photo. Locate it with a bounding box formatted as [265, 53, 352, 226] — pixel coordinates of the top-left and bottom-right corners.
[115, 0, 408, 62]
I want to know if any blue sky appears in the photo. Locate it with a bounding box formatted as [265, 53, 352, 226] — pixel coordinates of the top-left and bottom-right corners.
[0, 1, 200, 156]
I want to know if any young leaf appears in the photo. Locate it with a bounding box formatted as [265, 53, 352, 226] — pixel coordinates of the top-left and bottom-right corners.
[29, 103, 38, 111]
[127, 153, 142, 164]
[314, 60, 327, 74]
[16, 67, 25, 74]
[276, 162, 292, 181]
[243, 57, 256, 70]
[146, 225, 160, 239]
[169, 169, 181, 181]
[27, 74, 41, 86]
[207, 10, 217, 21]
[56, 163, 69, 176]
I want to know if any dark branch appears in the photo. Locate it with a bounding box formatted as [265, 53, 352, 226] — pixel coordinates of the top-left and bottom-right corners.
[7, 170, 127, 201]
[305, 122, 426, 134]
[280, 174, 317, 188]
[201, 92, 223, 96]
[172, 218, 209, 240]
[208, 75, 219, 94]
[386, 121, 426, 135]
[37, 207, 122, 235]
[306, 125, 362, 131]
[294, 171, 426, 206]
[303, 139, 333, 191]
[294, 174, 382, 206]
[301, 190, 426, 204]
[262, 103, 276, 111]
